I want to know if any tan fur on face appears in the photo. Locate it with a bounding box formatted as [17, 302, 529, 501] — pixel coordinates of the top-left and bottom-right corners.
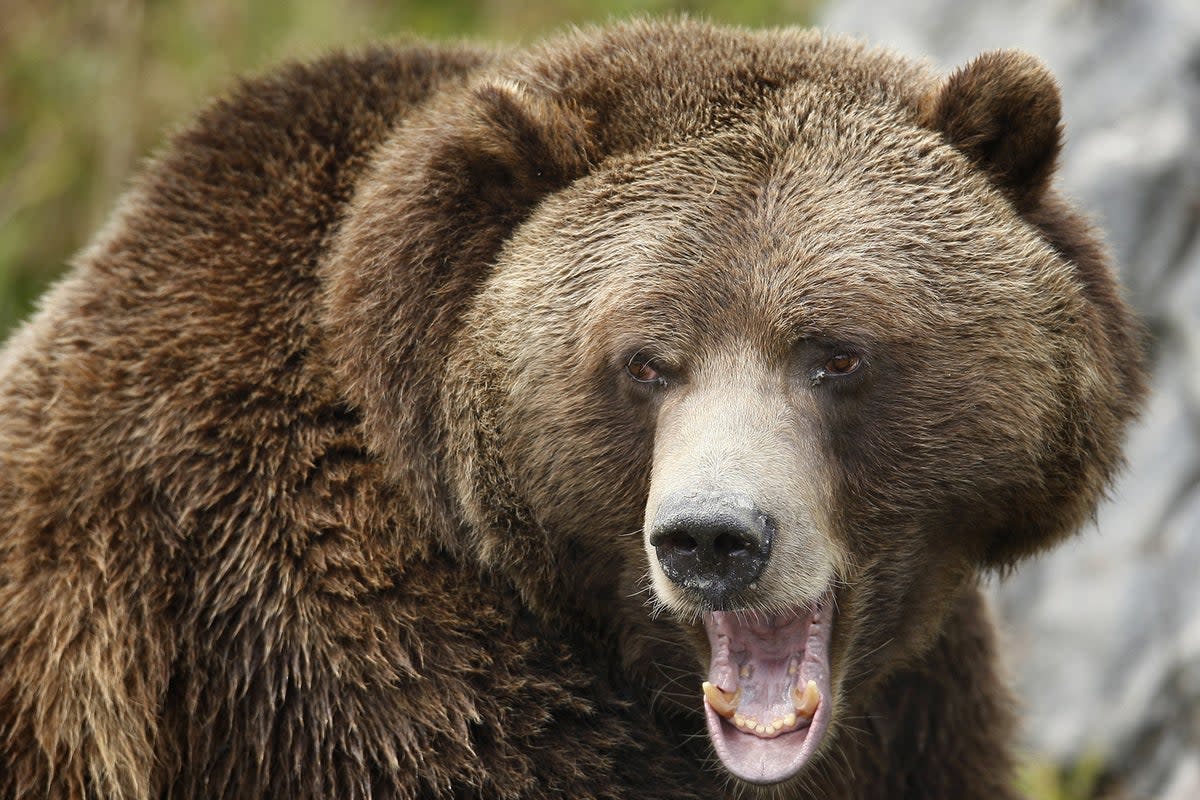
[643, 347, 844, 616]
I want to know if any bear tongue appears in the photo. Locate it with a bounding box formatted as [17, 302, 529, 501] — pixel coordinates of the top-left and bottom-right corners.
[701, 605, 834, 785]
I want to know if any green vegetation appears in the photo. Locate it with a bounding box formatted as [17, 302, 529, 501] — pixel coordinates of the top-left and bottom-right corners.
[0, 0, 817, 340]
[1019, 752, 1113, 800]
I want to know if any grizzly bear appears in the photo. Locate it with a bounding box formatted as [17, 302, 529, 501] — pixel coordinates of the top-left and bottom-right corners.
[0, 19, 1144, 800]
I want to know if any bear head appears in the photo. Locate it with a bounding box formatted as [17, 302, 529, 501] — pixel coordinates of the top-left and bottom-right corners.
[324, 22, 1144, 788]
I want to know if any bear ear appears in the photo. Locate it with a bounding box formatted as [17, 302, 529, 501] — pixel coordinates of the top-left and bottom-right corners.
[323, 79, 596, 530]
[440, 79, 596, 221]
[919, 50, 1062, 211]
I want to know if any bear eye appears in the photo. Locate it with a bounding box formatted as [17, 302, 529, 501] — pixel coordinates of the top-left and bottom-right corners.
[824, 353, 861, 375]
[809, 350, 865, 387]
[626, 354, 665, 385]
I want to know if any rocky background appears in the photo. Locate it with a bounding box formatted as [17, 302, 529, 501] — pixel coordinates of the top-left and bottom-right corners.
[821, 1, 1200, 797]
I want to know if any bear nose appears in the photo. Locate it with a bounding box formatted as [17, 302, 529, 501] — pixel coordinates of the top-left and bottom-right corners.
[648, 496, 774, 603]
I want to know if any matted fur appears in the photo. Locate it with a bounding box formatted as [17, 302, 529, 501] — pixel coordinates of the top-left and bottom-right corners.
[0, 20, 1144, 799]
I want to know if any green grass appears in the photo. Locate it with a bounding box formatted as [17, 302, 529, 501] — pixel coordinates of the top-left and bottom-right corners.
[0, 0, 818, 340]
[1019, 752, 1113, 800]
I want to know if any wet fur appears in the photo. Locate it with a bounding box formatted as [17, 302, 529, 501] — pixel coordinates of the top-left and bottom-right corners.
[0, 21, 1144, 799]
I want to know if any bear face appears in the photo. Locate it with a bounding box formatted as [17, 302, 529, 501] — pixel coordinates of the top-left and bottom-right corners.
[325, 25, 1143, 788]
[448, 97, 1104, 785]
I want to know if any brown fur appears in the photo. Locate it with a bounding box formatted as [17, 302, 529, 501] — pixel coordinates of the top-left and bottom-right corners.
[0, 20, 1144, 799]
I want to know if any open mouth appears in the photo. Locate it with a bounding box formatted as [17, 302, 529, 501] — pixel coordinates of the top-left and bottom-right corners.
[700, 598, 834, 784]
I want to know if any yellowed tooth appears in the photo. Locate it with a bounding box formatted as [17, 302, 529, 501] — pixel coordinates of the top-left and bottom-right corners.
[701, 681, 741, 719]
[784, 712, 796, 727]
[764, 724, 777, 735]
[739, 665, 751, 679]
[792, 679, 821, 718]
[734, 714, 745, 728]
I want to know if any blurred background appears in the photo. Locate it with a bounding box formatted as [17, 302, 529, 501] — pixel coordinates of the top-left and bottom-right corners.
[2, 1, 1197, 799]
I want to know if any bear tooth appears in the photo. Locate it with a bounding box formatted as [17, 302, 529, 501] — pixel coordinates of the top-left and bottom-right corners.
[784, 712, 797, 727]
[701, 681, 740, 718]
[792, 679, 821, 717]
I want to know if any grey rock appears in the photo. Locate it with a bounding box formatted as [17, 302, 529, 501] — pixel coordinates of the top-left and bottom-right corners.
[821, 0, 1200, 796]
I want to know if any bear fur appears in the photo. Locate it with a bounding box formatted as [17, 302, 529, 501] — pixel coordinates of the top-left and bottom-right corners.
[0, 20, 1144, 799]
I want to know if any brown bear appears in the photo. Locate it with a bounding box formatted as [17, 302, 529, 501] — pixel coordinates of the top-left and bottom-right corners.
[0, 19, 1144, 800]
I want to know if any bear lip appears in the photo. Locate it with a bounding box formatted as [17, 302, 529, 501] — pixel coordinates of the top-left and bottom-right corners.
[701, 599, 834, 785]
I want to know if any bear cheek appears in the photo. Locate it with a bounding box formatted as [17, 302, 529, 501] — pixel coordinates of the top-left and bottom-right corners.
[506, 370, 655, 547]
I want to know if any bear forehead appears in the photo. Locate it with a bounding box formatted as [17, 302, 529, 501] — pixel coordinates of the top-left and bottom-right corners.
[494, 112, 1075, 352]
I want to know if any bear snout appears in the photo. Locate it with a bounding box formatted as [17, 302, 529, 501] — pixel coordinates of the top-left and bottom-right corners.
[648, 494, 775, 606]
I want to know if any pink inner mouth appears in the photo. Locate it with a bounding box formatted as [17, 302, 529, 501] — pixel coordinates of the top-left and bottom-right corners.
[702, 601, 834, 785]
